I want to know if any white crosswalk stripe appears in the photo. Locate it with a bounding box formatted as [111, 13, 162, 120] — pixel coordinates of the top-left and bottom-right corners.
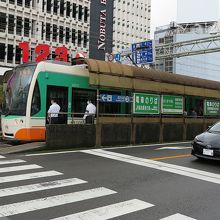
[160, 213, 196, 220]
[0, 170, 62, 183]
[0, 178, 87, 197]
[0, 187, 117, 217]
[0, 164, 42, 173]
[51, 199, 154, 220]
[0, 155, 6, 159]
[0, 159, 26, 165]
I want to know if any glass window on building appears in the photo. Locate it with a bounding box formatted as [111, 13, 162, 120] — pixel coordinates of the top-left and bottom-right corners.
[84, 7, 88, 23]
[46, 23, 51, 41]
[59, 26, 64, 43]
[78, 30, 82, 47]
[17, 0, 22, 6]
[24, 18, 30, 37]
[0, 12, 6, 32]
[83, 32, 87, 48]
[16, 16, 23, 36]
[53, 0, 58, 14]
[72, 3, 77, 18]
[7, 44, 13, 63]
[8, 15, 14, 34]
[72, 29, 76, 45]
[78, 5, 82, 20]
[41, 22, 44, 40]
[65, 27, 70, 43]
[15, 46, 21, 64]
[66, 2, 70, 17]
[42, 0, 45, 11]
[52, 24, 57, 42]
[9, 0, 15, 4]
[60, 0, 64, 16]
[0, 43, 5, 62]
[25, 0, 30, 7]
[47, 0, 51, 13]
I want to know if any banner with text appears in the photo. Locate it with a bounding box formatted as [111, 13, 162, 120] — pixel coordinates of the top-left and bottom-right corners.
[161, 95, 183, 114]
[204, 100, 220, 115]
[133, 93, 160, 114]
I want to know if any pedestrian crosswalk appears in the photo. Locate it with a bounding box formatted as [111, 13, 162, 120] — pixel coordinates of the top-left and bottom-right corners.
[0, 155, 196, 220]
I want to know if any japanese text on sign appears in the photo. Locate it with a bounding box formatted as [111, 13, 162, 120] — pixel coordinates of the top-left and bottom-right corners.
[133, 93, 160, 114]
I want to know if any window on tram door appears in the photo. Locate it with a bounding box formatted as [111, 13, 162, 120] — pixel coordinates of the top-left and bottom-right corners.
[31, 81, 41, 116]
[72, 89, 96, 117]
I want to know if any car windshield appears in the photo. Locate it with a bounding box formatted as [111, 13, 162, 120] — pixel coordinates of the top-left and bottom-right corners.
[2, 65, 36, 116]
[209, 122, 220, 133]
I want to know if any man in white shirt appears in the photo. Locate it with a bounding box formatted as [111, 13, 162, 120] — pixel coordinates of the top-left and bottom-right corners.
[83, 100, 96, 124]
[47, 99, 61, 124]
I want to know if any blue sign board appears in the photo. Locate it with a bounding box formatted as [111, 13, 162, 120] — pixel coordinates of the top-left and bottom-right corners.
[100, 94, 131, 103]
[114, 53, 121, 62]
[132, 40, 154, 64]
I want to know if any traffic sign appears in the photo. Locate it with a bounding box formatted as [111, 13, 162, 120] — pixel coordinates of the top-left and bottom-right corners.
[132, 40, 154, 65]
[100, 94, 132, 103]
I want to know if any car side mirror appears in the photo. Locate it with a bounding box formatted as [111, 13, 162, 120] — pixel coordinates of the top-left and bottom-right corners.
[207, 125, 212, 130]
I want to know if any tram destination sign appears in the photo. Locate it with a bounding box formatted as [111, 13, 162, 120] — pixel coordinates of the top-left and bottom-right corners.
[204, 100, 220, 115]
[161, 95, 183, 114]
[100, 94, 131, 103]
[133, 93, 160, 114]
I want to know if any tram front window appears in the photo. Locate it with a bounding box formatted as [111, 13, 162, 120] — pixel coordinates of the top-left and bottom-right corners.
[3, 65, 36, 116]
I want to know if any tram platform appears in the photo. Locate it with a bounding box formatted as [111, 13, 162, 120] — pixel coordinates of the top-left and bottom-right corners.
[0, 141, 45, 154]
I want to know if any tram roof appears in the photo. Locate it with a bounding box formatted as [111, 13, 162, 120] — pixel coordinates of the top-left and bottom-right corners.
[81, 58, 220, 91]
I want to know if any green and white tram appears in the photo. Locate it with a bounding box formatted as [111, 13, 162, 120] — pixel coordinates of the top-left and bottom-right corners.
[1, 61, 92, 141]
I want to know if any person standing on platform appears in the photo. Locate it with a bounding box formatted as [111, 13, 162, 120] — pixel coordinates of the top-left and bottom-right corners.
[83, 100, 96, 124]
[47, 99, 60, 124]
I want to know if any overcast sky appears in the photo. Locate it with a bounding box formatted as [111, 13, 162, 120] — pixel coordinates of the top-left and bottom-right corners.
[150, 0, 220, 38]
[151, 0, 177, 37]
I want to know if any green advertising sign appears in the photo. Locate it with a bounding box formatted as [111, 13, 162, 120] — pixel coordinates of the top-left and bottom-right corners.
[133, 93, 160, 114]
[204, 100, 220, 115]
[161, 95, 183, 114]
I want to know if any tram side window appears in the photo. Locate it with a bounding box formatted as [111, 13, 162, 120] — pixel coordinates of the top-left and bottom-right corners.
[72, 88, 96, 116]
[31, 81, 41, 116]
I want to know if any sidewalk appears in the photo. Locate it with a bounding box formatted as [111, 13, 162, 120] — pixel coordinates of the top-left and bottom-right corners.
[0, 142, 46, 154]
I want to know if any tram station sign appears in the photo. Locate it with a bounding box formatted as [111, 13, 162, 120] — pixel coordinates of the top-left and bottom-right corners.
[204, 100, 220, 115]
[133, 93, 160, 114]
[161, 95, 183, 114]
[100, 94, 131, 103]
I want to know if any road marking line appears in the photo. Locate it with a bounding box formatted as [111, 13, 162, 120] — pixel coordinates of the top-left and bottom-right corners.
[0, 178, 87, 197]
[0, 159, 26, 165]
[0, 187, 117, 217]
[150, 154, 192, 161]
[0, 171, 62, 183]
[51, 199, 154, 220]
[82, 149, 220, 185]
[0, 155, 6, 159]
[0, 164, 42, 173]
[25, 142, 191, 157]
[156, 147, 192, 150]
[160, 213, 196, 220]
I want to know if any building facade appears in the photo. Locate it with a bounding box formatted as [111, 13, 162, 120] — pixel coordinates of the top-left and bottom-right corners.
[154, 21, 220, 81]
[112, 0, 151, 54]
[0, 0, 90, 68]
[0, 0, 151, 69]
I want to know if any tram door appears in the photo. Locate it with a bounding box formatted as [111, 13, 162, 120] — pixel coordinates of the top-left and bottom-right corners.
[46, 86, 68, 124]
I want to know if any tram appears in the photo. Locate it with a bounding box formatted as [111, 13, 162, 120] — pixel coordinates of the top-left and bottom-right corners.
[1, 61, 91, 141]
[2, 59, 220, 142]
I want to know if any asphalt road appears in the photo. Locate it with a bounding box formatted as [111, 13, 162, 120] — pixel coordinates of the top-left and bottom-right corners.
[0, 142, 220, 220]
